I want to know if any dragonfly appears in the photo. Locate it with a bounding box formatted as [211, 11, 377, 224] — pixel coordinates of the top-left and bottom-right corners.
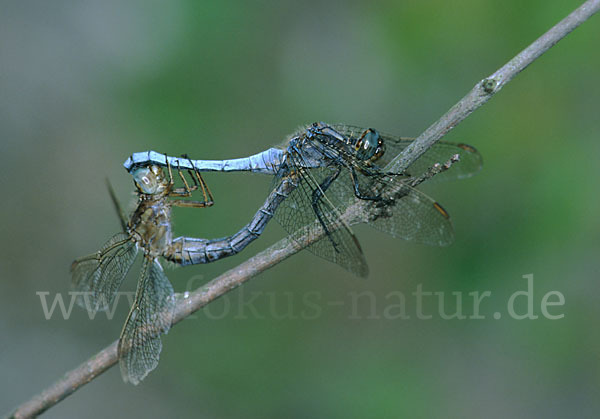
[71, 161, 216, 384]
[72, 157, 291, 384]
[124, 122, 482, 277]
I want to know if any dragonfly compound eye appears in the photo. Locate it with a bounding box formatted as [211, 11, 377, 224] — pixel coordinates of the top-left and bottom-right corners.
[356, 128, 382, 161]
[373, 139, 385, 161]
[131, 167, 160, 194]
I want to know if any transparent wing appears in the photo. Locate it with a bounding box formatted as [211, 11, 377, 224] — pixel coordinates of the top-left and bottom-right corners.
[315, 165, 455, 246]
[118, 258, 175, 385]
[362, 180, 454, 246]
[330, 124, 483, 180]
[272, 153, 369, 278]
[71, 233, 138, 312]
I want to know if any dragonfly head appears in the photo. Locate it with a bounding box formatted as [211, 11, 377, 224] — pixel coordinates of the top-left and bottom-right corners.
[131, 165, 169, 195]
[356, 128, 385, 163]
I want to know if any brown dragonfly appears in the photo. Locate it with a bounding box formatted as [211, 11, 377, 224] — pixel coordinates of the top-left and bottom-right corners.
[71, 157, 286, 384]
[71, 162, 214, 384]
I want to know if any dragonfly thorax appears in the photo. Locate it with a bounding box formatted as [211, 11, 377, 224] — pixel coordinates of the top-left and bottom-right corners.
[128, 164, 173, 257]
[128, 200, 172, 258]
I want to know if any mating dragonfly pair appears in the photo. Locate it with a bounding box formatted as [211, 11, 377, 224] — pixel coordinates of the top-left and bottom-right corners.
[72, 122, 482, 384]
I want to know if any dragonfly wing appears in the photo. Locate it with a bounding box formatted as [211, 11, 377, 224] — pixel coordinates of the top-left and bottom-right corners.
[320, 159, 455, 246]
[118, 258, 175, 385]
[364, 180, 455, 246]
[330, 124, 482, 181]
[272, 156, 369, 277]
[71, 233, 138, 312]
[380, 135, 483, 180]
[106, 179, 129, 232]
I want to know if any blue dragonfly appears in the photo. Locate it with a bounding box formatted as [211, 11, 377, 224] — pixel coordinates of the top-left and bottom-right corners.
[124, 122, 482, 277]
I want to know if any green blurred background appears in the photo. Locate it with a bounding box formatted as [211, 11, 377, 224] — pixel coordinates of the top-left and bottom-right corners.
[1, 0, 599, 417]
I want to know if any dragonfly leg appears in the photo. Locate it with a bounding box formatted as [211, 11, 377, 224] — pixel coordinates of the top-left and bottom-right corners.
[171, 199, 213, 208]
[167, 155, 214, 204]
[183, 154, 214, 205]
[162, 153, 194, 196]
[176, 165, 194, 197]
[169, 177, 214, 207]
[349, 167, 382, 201]
[164, 152, 175, 188]
[169, 155, 214, 208]
[167, 159, 194, 197]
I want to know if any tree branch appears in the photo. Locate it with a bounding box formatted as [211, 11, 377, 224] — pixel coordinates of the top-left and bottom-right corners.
[8, 0, 599, 417]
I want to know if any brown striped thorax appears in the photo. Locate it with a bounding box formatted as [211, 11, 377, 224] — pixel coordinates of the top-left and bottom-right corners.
[128, 165, 173, 259]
